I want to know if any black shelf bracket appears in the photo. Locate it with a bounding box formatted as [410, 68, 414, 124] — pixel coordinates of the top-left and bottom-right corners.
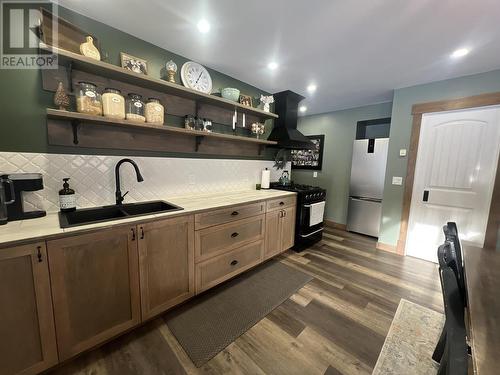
[195, 135, 204, 152]
[71, 120, 80, 145]
[195, 101, 200, 117]
[67, 61, 74, 93]
[258, 145, 265, 156]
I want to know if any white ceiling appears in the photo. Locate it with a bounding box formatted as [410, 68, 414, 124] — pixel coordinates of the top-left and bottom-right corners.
[58, 0, 500, 115]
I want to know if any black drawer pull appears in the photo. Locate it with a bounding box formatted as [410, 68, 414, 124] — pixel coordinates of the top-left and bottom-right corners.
[231, 211, 239, 216]
[231, 232, 239, 238]
[37, 246, 43, 263]
[230, 260, 238, 266]
[131, 228, 136, 241]
[279, 201, 285, 206]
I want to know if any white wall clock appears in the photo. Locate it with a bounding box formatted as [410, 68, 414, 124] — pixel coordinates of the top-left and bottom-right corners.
[180, 61, 213, 94]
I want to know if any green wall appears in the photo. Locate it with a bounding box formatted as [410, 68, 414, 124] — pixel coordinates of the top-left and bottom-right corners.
[378, 69, 500, 246]
[293, 102, 393, 224]
[0, 5, 272, 159]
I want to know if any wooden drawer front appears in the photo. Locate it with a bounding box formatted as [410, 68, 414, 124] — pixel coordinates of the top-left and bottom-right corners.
[195, 215, 265, 261]
[266, 196, 296, 212]
[195, 201, 265, 229]
[196, 240, 263, 293]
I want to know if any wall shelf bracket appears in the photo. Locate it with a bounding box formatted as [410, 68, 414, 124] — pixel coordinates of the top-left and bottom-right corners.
[67, 61, 74, 93]
[258, 145, 265, 156]
[195, 135, 204, 152]
[71, 120, 80, 145]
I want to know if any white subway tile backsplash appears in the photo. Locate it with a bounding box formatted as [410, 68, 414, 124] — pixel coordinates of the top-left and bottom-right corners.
[0, 152, 289, 213]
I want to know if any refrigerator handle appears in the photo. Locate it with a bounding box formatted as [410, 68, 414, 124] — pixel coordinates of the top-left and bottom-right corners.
[350, 196, 382, 203]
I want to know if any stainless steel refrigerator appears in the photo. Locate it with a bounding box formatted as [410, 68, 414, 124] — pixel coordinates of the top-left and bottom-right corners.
[347, 138, 389, 237]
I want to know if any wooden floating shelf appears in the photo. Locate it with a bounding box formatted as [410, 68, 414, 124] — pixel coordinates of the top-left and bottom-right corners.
[40, 43, 278, 121]
[46, 109, 277, 147]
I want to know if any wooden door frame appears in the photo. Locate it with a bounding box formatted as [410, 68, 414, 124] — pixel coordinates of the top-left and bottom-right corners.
[396, 92, 500, 255]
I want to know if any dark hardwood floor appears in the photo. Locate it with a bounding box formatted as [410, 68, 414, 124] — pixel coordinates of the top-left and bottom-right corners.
[48, 228, 442, 375]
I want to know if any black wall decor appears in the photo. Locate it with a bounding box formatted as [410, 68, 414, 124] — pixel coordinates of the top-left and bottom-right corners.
[291, 135, 325, 170]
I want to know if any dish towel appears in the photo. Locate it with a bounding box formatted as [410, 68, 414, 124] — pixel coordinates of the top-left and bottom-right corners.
[309, 201, 325, 227]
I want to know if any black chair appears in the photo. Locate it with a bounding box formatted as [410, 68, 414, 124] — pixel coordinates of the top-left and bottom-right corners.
[436, 264, 468, 375]
[433, 243, 451, 362]
[443, 222, 467, 305]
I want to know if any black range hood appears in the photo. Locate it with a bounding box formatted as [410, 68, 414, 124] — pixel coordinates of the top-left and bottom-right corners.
[268, 90, 314, 149]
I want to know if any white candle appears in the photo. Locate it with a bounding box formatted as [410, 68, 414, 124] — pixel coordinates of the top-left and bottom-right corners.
[233, 109, 237, 130]
[243, 113, 246, 128]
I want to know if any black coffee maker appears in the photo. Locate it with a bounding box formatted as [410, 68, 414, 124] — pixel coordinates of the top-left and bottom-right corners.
[1, 173, 46, 221]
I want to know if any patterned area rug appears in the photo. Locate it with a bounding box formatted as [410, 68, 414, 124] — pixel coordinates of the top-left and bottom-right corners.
[165, 260, 312, 367]
[372, 299, 444, 375]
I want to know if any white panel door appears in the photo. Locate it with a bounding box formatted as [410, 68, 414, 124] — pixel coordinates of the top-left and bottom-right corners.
[406, 106, 500, 262]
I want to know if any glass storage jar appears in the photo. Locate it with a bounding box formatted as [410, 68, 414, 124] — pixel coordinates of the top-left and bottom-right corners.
[126, 93, 145, 122]
[145, 98, 164, 124]
[76, 81, 102, 116]
[102, 88, 125, 119]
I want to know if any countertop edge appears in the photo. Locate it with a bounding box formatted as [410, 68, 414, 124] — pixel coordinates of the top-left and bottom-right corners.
[0, 190, 296, 249]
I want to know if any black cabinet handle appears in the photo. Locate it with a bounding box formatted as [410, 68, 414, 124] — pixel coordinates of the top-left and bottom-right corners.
[423, 190, 429, 202]
[230, 260, 238, 266]
[231, 232, 239, 238]
[231, 211, 239, 216]
[37, 246, 42, 262]
[140, 227, 145, 239]
[131, 228, 136, 241]
[279, 201, 285, 206]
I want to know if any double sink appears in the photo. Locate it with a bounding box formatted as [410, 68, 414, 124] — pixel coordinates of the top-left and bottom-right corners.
[58, 158, 184, 228]
[59, 200, 183, 228]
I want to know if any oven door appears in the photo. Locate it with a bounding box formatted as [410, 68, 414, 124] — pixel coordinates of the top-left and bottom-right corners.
[298, 200, 325, 237]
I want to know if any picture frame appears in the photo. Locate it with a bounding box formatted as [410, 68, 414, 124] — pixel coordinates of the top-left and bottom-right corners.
[239, 94, 253, 107]
[291, 135, 325, 170]
[120, 52, 148, 75]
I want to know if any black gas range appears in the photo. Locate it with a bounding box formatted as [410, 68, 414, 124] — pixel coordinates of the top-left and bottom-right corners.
[270, 182, 326, 251]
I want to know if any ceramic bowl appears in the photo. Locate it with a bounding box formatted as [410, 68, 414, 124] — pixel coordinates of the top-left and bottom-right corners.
[221, 88, 240, 102]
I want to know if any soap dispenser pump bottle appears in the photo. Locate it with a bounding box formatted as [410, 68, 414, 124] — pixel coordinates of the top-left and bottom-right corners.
[59, 178, 76, 212]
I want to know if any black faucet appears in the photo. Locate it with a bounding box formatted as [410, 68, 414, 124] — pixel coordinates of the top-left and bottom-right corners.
[115, 158, 144, 205]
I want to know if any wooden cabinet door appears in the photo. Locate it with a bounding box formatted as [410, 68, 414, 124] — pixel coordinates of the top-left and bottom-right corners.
[47, 226, 140, 361]
[138, 215, 194, 320]
[0, 243, 58, 375]
[264, 210, 282, 260]
[280, 206, 296, 252]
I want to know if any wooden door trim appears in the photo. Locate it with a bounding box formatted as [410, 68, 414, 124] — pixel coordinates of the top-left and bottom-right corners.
[397, 92, 500, 255]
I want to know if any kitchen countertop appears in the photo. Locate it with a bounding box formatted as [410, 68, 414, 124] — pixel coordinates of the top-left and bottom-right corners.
[0, 189, 296, 248]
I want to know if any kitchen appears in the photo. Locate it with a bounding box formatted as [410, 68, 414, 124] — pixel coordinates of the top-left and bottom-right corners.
[1, 1, 500, 375]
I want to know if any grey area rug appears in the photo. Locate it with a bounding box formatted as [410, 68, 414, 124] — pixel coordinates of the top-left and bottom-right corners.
[164, 260, 312, 367]
[372, 299, 445, 375]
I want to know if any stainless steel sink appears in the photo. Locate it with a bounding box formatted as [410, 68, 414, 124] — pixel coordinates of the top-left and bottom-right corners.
[59, 200, 183, 228]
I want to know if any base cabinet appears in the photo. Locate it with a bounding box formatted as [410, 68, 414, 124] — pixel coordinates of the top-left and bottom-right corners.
[0, 243, 58, 375]
[264, 206, 296, 259]
[138, 216, 195, 320]
[47, 226, 141, 361]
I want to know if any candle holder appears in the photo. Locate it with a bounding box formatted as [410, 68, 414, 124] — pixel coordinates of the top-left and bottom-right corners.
[165, 60, 177, 83]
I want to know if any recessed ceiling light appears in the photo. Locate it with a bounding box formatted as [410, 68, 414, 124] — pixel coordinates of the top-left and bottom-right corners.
[299, 105, 307, 113]
[267, 61, 278, 70]
[451, 48, 469, 59]
[307, 84, 317, 93]
[197, 19, 210, 33]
